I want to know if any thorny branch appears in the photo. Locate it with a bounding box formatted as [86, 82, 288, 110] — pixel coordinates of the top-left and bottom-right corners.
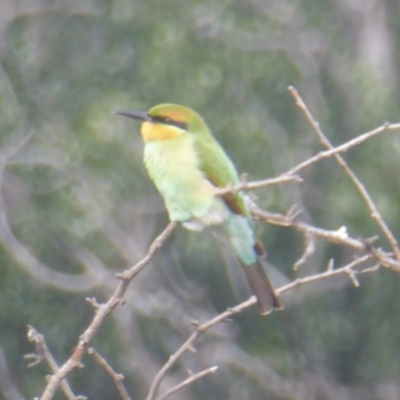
[29, 87, 400, 400]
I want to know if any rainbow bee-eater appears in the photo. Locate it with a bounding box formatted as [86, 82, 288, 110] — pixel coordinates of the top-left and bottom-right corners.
[116, 104, 282, 315]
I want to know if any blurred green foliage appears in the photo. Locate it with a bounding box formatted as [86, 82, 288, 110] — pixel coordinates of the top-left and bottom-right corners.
[0, 0, 399, 399]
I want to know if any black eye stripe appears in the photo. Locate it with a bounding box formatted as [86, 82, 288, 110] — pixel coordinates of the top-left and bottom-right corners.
[151, 115, 187, 130]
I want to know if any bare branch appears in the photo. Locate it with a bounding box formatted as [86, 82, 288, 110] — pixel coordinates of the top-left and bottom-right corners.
[25, 326, 84, 400]
[278, 254, 372, 294]
[216, 173, 303, 196]
[30, 88, 400, 400]
[154, 367, 218, 400]
[346, 269, 360, 287]
[38, 222, 177, 400]
[88, 348, 131, 400]
[252, 207, 361, 249]
[293, 232, 316, 270]
[361, 264, 380, 273]
[289, 85, 400, 261]
[116, 222, 177, 281]
[145, 253, 374, 400]
[217, 120, 400, 195]
[86, 297, 101, 309]
[251, 207, 400, 272]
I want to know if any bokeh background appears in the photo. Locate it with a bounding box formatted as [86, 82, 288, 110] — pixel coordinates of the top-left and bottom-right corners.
[0, 1, 400, 399]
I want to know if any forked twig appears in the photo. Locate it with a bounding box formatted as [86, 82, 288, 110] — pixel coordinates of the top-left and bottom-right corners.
[25, 326, 84, 400]
[289, 85, 400, 262]
[217, 120, 400, 195]
[37, 222, 176, 400]
[88, 347, 131, 400]
[251, 207, 400, 272]
[293, 232, 316, 270]
[145, 253, 375, 400]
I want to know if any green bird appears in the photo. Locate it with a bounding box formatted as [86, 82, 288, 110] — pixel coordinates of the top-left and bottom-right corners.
[116, 104, 282, 315]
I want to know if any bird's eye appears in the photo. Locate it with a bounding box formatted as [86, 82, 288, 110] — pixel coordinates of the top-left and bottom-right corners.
[152, 115, 187, 130]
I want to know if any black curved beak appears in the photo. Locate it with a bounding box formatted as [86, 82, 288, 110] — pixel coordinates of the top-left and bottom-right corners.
[114, 110, 152, 122]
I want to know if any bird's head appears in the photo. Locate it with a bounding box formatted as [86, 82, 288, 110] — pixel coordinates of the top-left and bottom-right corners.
[115, 103, 210, 142]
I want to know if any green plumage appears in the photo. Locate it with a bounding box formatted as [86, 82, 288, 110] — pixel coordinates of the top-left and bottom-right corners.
[117, 104, 282, 315]
[146, 104, 250, 224]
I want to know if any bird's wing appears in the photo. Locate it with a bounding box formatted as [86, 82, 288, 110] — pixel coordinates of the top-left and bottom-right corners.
[193, 135, 250, 218]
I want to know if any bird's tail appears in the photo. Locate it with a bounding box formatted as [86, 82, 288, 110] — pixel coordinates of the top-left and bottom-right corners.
[241, 261, 282, 315]
[226, 214, 283, 315]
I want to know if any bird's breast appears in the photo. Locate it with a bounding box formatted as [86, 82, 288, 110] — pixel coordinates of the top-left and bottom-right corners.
[144, 137, 219, 223]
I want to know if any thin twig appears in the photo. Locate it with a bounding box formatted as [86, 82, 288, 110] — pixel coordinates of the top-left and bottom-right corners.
[145, 253, 373, 400]
[361, 264, 380, 273]
[38, 222, 177, 400]
[217, 121, 400, 196]
[251, 207, 400, 272]
[277, 254, 372, 293]
[217, 174, 303, 195]
[25, 326, 84, 400]
[154, 367, 218, 400]
[293, 232, 316, 270]
[117, 222, 177, 280]
[252, 207, 361, 249]
[88, 348, 132, 400]
[289, 85, 400, 262]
